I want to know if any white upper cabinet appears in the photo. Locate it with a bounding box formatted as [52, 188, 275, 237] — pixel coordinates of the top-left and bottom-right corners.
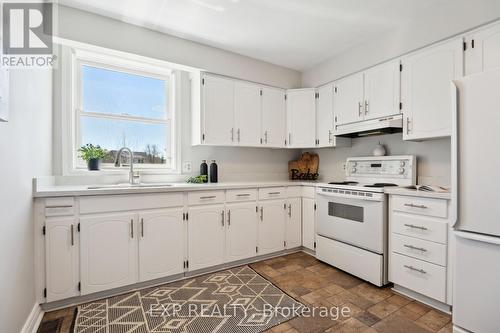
[234, 81, 262, 146]
[138, 209, 184, 282]
[261, 86, 286, 147]
[363, 60, 401, 121]
[333, 72, 364, 126]
[201, 75, 235, 145]
[401, 38, 463, 141]
[316, 84, 335, 147]
[465, 22, 500, 75]
[286, 88, 316, 148]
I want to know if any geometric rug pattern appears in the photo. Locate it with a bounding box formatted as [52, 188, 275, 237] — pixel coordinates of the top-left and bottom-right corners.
[74, 266, 304, 333]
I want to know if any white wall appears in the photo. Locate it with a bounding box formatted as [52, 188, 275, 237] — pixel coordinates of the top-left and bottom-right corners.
[309, 134, 451, 187]
[0, 69, 52, 332]
[302, 0, 500, 86]
[56, 5, 301, 89]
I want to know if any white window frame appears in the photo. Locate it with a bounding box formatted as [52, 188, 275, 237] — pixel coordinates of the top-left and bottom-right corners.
[64, 47, 180, 174]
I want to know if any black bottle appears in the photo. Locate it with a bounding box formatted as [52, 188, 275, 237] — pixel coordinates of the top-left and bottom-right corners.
[209, 160, 218, 183]
[200, 160, 208, 183]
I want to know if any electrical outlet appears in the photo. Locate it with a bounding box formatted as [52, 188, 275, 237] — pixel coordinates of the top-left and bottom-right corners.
[182, 161, 192, 173]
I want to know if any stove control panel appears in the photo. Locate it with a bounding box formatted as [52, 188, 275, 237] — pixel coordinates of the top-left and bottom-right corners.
[345, 156, 416, 186]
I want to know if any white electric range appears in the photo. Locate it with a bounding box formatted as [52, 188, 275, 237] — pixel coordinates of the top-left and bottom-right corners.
[316, 155, 416, 286]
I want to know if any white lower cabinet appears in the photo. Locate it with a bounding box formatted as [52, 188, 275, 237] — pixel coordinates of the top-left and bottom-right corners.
[285, 198, 302, 249]
[45, 217, 79, 302]
[80, 212, 138, 295]
[302, 197, 316, 251]
[258, 199, 286, 255]
[138, 209, 184, 282]
[225, 202, 258, 262]
[188, 204, 226, 271]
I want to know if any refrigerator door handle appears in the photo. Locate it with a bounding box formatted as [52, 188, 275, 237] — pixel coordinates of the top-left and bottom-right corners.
[450, 82, 459, 228]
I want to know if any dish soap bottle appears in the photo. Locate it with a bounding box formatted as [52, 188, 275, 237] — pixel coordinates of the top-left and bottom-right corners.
[210, 160, 218, 183]
[200, 160, 208, 183]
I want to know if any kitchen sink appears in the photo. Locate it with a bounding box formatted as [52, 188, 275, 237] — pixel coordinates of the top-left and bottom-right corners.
[87, 183, 174, 190]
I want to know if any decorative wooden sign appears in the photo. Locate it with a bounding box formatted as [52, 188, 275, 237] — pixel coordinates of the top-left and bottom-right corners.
[288, 152, 319, 180]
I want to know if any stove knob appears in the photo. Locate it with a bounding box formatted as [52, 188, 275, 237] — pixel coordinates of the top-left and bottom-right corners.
[400, 161, 406, 167]
[351, 168, 357, 173]
[399, 168, 405, 174]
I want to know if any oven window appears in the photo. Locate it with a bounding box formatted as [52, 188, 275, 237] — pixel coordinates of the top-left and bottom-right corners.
[328, 202, 364, 222]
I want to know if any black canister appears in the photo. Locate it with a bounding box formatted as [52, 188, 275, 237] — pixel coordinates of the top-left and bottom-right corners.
[200, 160, 208, 183]
[209, 160, 218, 183]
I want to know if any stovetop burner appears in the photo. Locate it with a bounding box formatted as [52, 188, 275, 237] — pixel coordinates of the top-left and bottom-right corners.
[328, 181, 359, 185]
[364, 183, 398, 188]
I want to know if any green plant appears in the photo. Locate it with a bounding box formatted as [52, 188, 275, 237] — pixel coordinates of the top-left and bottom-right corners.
[186, 175, 208, 184]
[78, 144, 107, 161]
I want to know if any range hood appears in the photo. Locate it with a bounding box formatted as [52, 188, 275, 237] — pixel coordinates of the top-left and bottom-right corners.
[334, 114, 403, 138]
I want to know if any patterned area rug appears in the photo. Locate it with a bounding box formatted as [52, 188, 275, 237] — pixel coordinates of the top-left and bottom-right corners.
[74, 266, 303, 333]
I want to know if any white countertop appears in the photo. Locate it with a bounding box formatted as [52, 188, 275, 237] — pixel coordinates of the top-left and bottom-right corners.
[384, 187, 451, 200]
[34, 181, 324, 198]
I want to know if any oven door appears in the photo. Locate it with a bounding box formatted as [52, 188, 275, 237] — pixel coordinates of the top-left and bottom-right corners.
[316, 189, 386, 253]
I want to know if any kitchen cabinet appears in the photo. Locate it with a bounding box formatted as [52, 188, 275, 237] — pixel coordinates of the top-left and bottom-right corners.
[201, 74, 234, 145]
[401, 38, 463, 141]
[302, 197, 316, 251]
[234, 81, 262, 146]
[465, 22, 500, 75]
[45, 217, 79, 302]
[80, 212, 138, 295]
[261, 86, 286, 147]
[258, 199, 286, 255]
[285, 197, 302, 249]
[138, 209, 184, 282]
[333, 60, 400, 128]
[286, 89, 316, 148]
[225, 202, 258, 262]
[188, 204, 225, 271]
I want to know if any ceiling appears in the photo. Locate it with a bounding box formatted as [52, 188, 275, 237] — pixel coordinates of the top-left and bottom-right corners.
[59, 0, 439, 71]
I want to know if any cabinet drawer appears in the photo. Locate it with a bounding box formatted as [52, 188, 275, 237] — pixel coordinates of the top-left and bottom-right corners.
[302, 186, 315, 199]
[392, 212, 448, 244]
[391, 233, 447, 266]
[259, 187, 286, 200]
[390, 253, 446, 302]
[188, 191, 225, 205]
[392, 195, 447, 218]
[226, 189, 257, 202]
[286, 186, 302, 198]
[79, 193, 183, 214]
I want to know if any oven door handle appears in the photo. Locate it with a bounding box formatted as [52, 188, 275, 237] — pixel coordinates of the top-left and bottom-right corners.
[316, 190, 383, 202]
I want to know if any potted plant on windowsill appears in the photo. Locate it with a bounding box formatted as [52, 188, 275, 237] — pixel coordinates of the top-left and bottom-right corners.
[78, 144, 107, 171]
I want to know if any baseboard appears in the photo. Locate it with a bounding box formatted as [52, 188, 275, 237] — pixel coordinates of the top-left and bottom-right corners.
[20, 303, 44, 333]
[392, 284, 452, 314]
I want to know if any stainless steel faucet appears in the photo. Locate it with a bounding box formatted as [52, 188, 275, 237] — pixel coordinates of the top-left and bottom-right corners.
[114, 147, 140, 184]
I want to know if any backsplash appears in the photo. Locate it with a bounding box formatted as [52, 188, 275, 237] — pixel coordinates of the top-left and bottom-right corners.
[307, 133, 451, 187]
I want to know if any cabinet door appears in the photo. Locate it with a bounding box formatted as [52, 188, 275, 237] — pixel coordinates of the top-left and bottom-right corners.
[80, 212, 138, 295]
[364, 60, 401, 120]
[262, 86, 286, 147]
[286, 89, 316, 148]
[465, 23, 500, 75]
[316, 84, 334, 147]
[188, 204, 225, 271]
[302, 198, 316, 251]
[333, 73, 364, 126]
[225, 202, 258, 262]
[138, 209, 184, 282]
[45, 217, 79, 302]
[401, 38, 463, 141]
[285, 198, 302, 249]
[258, 200, 286, 255]
[234, 81, 262, 146]
[202, 75, 234, 145]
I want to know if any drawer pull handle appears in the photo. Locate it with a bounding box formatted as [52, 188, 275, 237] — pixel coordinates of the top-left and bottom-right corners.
[404, 223, 428, 231]
[268, 192, 281, 195]
[404, 244, 427, 252]
[236, 194, 251, 197]
[46, 205, 73, 208]
[200, 196, 216, 199]
[404, 203, 428, 209]
[404, 265, 427, 274]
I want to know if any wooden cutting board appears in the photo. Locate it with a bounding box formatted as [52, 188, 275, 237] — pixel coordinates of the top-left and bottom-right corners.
[288, 152, 319, 180]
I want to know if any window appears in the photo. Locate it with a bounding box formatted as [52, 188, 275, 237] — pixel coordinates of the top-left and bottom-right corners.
[72, 50, 176, 172]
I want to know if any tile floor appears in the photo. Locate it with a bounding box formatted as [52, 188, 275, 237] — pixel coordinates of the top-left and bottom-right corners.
[37, 252, 451, 333]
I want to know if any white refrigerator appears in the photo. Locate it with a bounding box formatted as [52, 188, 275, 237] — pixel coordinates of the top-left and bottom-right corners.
[452, 69, 500, 332]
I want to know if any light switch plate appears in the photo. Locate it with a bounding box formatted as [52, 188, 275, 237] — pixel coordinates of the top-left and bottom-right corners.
[182, 161, 192, 173]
